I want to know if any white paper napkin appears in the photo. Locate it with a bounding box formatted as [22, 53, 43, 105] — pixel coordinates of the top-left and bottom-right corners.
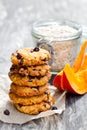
[0, 75, 66, 124]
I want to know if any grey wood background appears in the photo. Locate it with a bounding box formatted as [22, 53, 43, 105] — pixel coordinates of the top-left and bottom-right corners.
[0, 0, 87, 130]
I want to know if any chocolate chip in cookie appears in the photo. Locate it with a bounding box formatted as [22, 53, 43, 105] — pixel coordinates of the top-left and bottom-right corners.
[28, 76, 33, 82]
[33, 47, 39, 52]
[42, 57, 46, 61]
[16, 53, 22, 59]
[18, 104, 23, 108]
[19, 68, 26, 77]
[37, 76, 41, 80]
[44, 91, 48, 95]
[19, 73, 26, 77]
[35, 86, 39, 90]
[19, 58, 24, 65]
[10, 64, 16, 71]
[30, 47, 40, 53]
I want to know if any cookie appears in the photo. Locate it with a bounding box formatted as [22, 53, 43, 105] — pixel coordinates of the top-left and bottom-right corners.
[11, 47, 51, 66]
[10, 64, 51, 77]
[8, 72, 51, 87]
[10, 83, 49, 97]
[9, 90, 50, 105]
[14, 96, 54, 114]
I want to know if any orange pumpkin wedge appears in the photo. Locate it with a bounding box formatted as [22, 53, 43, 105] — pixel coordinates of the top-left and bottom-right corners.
[78, 54, 87, 71]
[72, 40, 87, 72]
[63, 64, 87, 94]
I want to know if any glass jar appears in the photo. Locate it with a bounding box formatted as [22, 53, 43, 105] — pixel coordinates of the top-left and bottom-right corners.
[31, 20, 82, 74]
[81, 25, 87, 43]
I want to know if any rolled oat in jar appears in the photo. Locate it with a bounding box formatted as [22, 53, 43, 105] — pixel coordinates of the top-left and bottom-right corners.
[31, 20, 82, 74]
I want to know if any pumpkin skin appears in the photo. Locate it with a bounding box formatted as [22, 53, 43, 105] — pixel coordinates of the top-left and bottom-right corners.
[60, 74, 64, 90]
[53, 72, 63, 90]
[53, 71, 65, 91]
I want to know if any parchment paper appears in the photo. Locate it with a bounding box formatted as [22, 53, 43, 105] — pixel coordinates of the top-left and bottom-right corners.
[0, 75, 66, 124]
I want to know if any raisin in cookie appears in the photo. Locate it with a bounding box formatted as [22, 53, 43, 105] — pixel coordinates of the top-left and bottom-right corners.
[10, 83, 49, 97]
[11, 47, 51, 66]
[9, 90, 50, 105]
[8, 72, 51, 87]
[10, 64, 51, 77]
[14, 96, 54, 115]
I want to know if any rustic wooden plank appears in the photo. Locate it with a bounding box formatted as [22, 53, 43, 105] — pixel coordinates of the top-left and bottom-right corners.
[63, 93, 87, 130]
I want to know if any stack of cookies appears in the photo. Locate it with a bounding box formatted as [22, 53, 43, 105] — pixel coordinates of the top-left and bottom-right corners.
[8, 47, 54, 114]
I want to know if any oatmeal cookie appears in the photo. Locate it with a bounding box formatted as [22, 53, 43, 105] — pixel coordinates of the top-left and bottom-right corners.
[14, 96, 54, 114]
[11, 47, 51, 66]
[9, 90, 50, 105]
[10, 83, 49, 97]
[10, 64, 51, 77]
[8, 72, 51, 87]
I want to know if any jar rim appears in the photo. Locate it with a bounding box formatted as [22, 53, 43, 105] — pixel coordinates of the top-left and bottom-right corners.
[31, 19, 82, 41]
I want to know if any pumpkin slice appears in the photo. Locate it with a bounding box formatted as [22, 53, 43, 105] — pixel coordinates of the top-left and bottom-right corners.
[72, 40, 87, 72]
[53, 41, 87, 93]
[78, 54, 87, 71]
[63, 64, 87, 94]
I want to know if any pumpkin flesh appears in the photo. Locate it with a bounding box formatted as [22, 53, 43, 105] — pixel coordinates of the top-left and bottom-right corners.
[63, 64, 87, 94]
